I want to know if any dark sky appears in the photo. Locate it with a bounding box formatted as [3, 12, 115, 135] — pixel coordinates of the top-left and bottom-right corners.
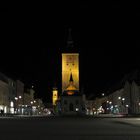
[0, 2, 139, 103]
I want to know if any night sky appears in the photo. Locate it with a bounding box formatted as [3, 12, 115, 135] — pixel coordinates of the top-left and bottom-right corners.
[0, 2, 139, 103]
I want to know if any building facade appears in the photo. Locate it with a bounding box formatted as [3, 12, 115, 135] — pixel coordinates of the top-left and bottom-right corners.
[0, 72, 44, 115]
[0, 72, 16, 114]
[87, 79, 140, 115]
[22, 88, 44, 115]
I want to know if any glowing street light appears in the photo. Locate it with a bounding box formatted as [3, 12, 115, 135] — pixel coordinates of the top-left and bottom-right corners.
[10, 101, 14, 108]
[110, 105, 113, 109]
[76, 108, 79, 111]
[109, 101, 112, 104]
[14, 97, 18, 114]
[118, 97, 121, 100]
[102, 93, 105, 96]
[19, 96, 22, 99]
[122, 98, 125, 101]
[15, 97, 18, 100]
[31, 101, 33, 104]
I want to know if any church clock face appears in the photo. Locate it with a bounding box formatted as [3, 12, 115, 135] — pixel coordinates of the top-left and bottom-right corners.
[66, 55, 75, 63]
[66, 55, 76, 71]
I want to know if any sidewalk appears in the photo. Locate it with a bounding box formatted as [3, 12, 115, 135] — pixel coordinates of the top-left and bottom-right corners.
[93, 113, 140, 118]
[94, 114, 126, 118]
[0, 114, 49, 119]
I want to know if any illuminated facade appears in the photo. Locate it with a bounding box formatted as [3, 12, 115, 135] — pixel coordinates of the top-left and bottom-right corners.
[0, 72, 44, 115]
[0, 72, 16, 114]
[22, 88, 44, 115]
[62, 53, 79, 92]
[52, 88, 58, 105]
[0, 80, 9, 113]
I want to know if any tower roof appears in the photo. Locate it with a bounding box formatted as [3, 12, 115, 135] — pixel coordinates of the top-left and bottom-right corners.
[67, 28, 74, 48]
[62, 28, 79, 53]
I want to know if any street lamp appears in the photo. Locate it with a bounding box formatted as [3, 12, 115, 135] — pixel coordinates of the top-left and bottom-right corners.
[126, 105, 129, 107]
[19, 96, 22, 99]
[109, 101, 112, 105]
[30, 101, 33, 115]
[10, 101, 14, 114]
[118, 97, 121, 100]
[121, 98, 126, 114]
[18, 96, 23, 114]
[15, 97, 18, 100]
[14, 97, 18, 114]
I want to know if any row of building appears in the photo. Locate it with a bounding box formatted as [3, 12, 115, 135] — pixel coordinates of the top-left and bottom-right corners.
[0, 72, 44, 115]
[85, 70, 140, 115]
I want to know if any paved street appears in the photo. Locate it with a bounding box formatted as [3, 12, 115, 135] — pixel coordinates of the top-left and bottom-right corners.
[0, 116, 140, 140]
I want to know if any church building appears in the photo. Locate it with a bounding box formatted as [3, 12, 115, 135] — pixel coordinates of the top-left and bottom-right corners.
[60, 29, 85, 115]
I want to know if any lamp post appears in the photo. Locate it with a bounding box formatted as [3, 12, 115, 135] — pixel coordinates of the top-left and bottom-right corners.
[121, 98, 125, 114]
[30, 101, 33, 115]
[117, 96, 122, 113]
[102, 93, 105, 97]
[106, 100, 112, 114]
[14, 97, 18, 114]
[14, 96, 22, 114]
[18, 96, 22, 114]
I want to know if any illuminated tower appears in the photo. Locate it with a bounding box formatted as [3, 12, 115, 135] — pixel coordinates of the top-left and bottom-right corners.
[62, 29, 79, 93]
[52, 88, 58, 105]
[60, 28, 85, 115]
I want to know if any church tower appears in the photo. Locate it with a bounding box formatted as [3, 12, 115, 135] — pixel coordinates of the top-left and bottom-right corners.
[52, 87, 58, 106]
[62, 29, 79, 93]
[60, 28, 85, 115]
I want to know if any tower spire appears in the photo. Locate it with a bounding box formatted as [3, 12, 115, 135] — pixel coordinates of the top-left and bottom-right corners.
[69, 73, 74, 82]
[67, 28, 74, 48]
